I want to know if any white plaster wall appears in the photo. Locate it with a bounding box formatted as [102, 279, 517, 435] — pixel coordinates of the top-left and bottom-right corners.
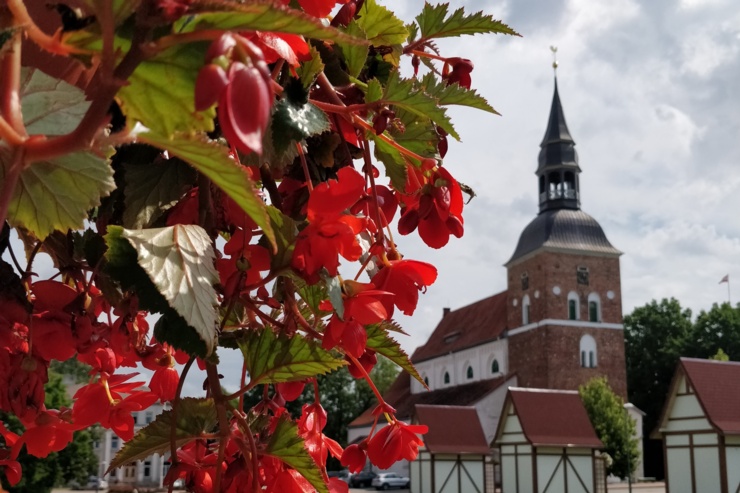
[410, 338, 509, 393]
[477, 376, 517, 444]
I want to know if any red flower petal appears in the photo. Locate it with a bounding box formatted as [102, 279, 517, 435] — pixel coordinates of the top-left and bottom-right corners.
[307, 167, 366, 220]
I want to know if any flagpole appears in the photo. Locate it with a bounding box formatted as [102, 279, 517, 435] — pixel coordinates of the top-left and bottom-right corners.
[729, 278, 732, 305]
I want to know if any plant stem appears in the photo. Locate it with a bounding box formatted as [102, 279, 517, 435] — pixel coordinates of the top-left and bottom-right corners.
[6, 0, 83, 55]
[0, 32, 26, 137]
[168, 357, 194, 491]
[0, 147, 24, 230]
[231, 409, 261, 493]
[206, 363, 230, 493]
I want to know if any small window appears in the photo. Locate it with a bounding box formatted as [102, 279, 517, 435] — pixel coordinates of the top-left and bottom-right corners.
[589, 301, 598, 321]
[577, 266, 589, 285]
[580, 335, 597, 368]
[144, 460, 151, 477]
[492, 359, 500, 374]
[521, 273, 529, 290]
[443, 372, 450, 384]
[145, 412, 153, 424]
[111, 436, 119, 449]
[133, 413, 138, 424]
[568, 299, 577, 320]
[466, 366, 473, 379]
[423, 376, 429, 386]
[522, 294, 531, 325]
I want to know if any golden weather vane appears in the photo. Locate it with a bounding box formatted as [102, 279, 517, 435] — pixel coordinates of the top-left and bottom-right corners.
[550, 46, 558, 73]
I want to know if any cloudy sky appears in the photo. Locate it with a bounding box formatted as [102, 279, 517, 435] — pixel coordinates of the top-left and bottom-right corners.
[385, 0, 740, 356]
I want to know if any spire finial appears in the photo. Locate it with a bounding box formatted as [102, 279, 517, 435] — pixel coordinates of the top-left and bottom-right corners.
[550, 46, 558, 74]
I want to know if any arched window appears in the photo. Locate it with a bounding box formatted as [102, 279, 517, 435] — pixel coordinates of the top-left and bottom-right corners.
[579, 334, 597, 368]
[587, 293, 601, 322]
[491, 359, 500, 374]
[466, 366, 474, 380]
[567, 291, 580, 320]
[522, 294, 531, 325]
[443, 371, 450, 385]
[423, 375, 429, 386]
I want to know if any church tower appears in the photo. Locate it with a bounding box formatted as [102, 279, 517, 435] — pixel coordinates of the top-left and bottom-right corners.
[504, 74, 628, 398]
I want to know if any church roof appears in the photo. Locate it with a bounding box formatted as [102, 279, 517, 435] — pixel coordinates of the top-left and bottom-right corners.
[506, 208, 621, 266]
[538, 78, 579, 171]
[498, 388, 602, 448]
[415, 405, 491, 455]
[410, 291, 508, 364]
[677, 358, 740, 434]
[349, 373, 510, 427]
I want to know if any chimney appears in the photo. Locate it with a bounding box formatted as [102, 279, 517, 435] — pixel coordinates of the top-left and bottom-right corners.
[443, 307, 450, 317]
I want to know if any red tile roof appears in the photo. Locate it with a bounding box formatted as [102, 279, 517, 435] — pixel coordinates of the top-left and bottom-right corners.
[349, 372, 510, 427]
[411, 291, 509, 363]
[680, 358, 740, 434]
[414, 405, 491, 454]
[504, 388, 602, 448]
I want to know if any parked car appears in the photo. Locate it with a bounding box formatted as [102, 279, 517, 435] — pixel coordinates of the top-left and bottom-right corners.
[371, 472, 409, 490]
[327, 469, 350, 483]
[70, 476, 108, 490]
[349, 470, 377, 488]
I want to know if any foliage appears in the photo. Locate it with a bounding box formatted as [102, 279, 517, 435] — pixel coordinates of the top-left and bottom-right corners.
[710, 348, 730, 361]
[0, 0, 515, 491]
[579, 377, 639, 479]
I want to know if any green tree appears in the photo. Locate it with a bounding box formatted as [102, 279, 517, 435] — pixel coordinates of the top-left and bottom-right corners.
[710, 348, 730, 361]
[0, 371, 98, 493]
[579, 377, 639, 479]
[687, 302, 740, 360]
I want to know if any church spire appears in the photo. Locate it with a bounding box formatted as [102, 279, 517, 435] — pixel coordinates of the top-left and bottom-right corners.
[536, 47, 580, 213]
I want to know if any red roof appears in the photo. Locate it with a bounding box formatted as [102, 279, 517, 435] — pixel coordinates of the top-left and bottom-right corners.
[349, 372, 510, 427]
[411, 291, 508, 363]
[504, 388, 602, 448]
[680, 358, 740, 434]
[414, 405, 491, 455]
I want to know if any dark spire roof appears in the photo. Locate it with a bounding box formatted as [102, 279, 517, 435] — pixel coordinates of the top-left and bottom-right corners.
[540, 79, 575, 150]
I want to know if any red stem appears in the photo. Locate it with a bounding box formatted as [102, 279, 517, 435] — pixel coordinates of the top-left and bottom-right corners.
[0, 32, 26, 137]
[0, 147, 24, 229]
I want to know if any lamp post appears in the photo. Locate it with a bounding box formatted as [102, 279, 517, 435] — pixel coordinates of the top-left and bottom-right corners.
[625, 405, 633, 493]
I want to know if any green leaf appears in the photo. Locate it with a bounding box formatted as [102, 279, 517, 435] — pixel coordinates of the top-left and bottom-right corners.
[419, 72, 499, 114]
[356, 0, 409, 46]
[123, 156, 197, 229]
[154, 309, 209, 359]
[0, 150, 115, 240]
[381, 70, 458, 140]
[389, 107, 439, 159]
[368, 132, 407, 190]
[19, 68, 91, 135]
[322, 274, 344, 320]
[108, 398, 217, 472]
[365, 78, 383, 104]
[271, 88, 331, 155]
[296, 45, 324, 90]
[338, 20, 369, 79]
[122, 225, 219, 354]
[265, 415, 327, 493]
[187, 3, 366, 45]
[366, 324, 425, 386]
[119, 42, 216, 136]
[237, 328, 345, 385]
[264, 206, 296, 271]
[138, 132, 274, 248]
[415, 3, 520, 41]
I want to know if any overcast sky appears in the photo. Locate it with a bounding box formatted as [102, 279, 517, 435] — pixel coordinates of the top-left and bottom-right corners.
[385, 0, 740, 357]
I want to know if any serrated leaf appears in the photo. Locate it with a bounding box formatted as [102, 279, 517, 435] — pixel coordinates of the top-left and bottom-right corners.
[123, 157, 197, 229]
[154, 309, 208, 359]
[264, 206, 296, 270]
[265, 415, 327, 493]
[365, 78, 383, 104]
[188, 2, 366, 46]
[120, 42, 216, 135]
[338, 20, 368, 78]
[296, 45, 324, 90]
[237, 328, 345, 385]
[0, 149, 115, 240]
[388, 107, 439, 159]
[368, 132, 407, 190]
[382, 70, 458, 140]
[366, 324, 425, 386]
[356, 0, 408, 46]
[419, 72, 498, 114]
[415, 3, 520, 40]
[19, 68, 90, 135]
[122, 225, 219, 354]
[137, 132, 275, 249]
[271, 99, 331, 155]
[108, 398, 217, 472]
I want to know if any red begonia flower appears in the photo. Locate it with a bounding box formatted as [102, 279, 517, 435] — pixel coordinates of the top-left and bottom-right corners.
[366, 421, 428, 469]
[0, 458, 21, 486]
[291, 215, 364, 279]
[149, 366, 180, 402]
[307, 167, 366, 220]
[31, 312, 76, 362]
[276, 381, 306, 402]
[22, 410, 75, 458]
[322, 315, 366, 358]
[340, 443, 367, 473]
[296, 0, 348, 18]
[371, 260, 437, 316]
[246, 32, 311, 67]
[346, 349, 377, 379]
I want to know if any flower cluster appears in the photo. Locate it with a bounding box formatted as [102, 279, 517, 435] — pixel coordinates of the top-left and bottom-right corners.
[0, 0, 516, 490]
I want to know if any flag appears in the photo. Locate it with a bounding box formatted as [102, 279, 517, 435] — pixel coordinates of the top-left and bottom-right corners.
[720, 274, 729, 284]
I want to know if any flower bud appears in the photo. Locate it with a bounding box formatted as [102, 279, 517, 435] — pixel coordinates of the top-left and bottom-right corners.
[397, 209, 419, 235]
[194, 64, 229, 111]
[446, 215, 464, 238]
